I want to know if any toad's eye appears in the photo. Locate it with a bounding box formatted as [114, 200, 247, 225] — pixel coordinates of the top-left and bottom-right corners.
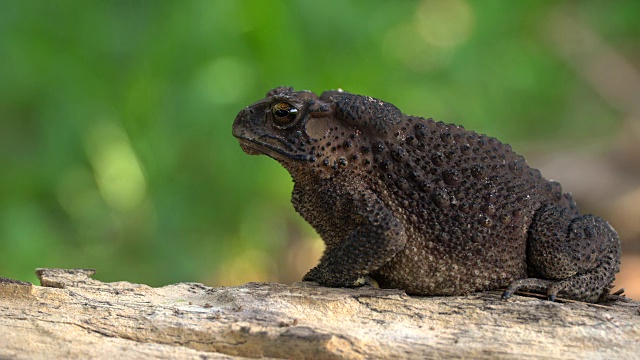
[272, 102, 298, 125]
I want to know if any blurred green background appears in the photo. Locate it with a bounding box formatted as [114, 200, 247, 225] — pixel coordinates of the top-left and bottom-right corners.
[2, 1, 639, 295]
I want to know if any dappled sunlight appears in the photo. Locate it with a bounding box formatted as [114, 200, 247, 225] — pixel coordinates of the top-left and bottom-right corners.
[214, 248, 277, 286]
[382, 0, 475, 73]
[415, 0, 474, 48]
[84, 119, 148, 212]
[382, 24, 455, 72]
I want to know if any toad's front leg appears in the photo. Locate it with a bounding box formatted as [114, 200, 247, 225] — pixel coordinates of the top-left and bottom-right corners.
[301, 187, 407, 288]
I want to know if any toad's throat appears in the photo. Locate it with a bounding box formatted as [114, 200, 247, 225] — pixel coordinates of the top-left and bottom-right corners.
[236, 135, 315, 162]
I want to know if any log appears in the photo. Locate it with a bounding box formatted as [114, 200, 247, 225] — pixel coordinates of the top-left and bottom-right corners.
[0, 268, 638, 359]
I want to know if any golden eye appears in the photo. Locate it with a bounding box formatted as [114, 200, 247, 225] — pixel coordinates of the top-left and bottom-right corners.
[272, 102, 298, 125]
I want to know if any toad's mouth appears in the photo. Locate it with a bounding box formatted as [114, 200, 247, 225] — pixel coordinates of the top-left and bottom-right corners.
[235, 134, 315, 162]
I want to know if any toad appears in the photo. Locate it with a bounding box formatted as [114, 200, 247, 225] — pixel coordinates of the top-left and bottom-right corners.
[232, 87, 621, 303]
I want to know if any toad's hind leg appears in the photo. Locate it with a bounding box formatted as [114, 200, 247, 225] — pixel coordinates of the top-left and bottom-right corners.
[503, 204, 621, 303]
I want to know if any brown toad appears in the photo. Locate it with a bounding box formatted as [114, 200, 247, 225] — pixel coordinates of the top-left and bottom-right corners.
[232, 86, 621, 302]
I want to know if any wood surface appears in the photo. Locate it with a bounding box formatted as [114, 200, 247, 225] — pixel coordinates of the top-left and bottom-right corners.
[0, 268, 638, 359]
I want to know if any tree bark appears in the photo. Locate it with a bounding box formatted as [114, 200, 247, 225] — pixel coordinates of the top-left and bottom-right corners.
[0, 268, 638, 359]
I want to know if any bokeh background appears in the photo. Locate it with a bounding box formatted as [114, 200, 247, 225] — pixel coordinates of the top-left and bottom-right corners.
[2, 1, 639, 298]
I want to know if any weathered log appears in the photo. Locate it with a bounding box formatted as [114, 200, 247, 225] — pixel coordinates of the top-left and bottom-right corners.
[0, 268, 638, 359]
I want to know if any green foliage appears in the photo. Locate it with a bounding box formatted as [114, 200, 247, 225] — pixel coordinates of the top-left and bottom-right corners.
[0, 1, 636, 285]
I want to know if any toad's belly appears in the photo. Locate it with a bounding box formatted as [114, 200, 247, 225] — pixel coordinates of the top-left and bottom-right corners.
[372, 241, 527, 295]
